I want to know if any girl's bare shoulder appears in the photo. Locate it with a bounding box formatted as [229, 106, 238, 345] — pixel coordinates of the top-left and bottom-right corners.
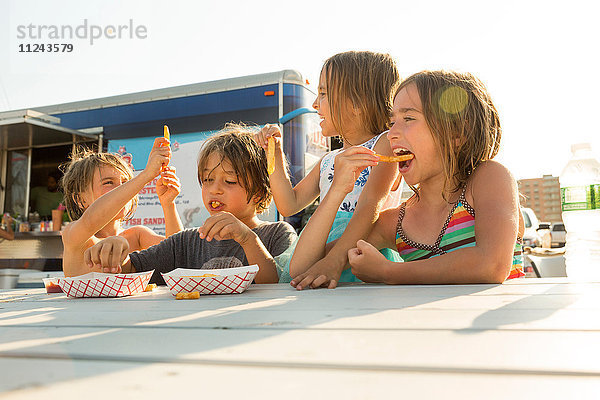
[377, 205, 402, 232]
[467, 160, 518, 204]
[119, 225, 155, 238]
[60, 219, 88, 248]
[472, 160, 514, 178]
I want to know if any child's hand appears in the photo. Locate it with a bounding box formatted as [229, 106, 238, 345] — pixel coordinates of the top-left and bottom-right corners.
[156, 166, 181, 205]
[141, 137, 171, 181]
[84, 236, 130, 274]
[254, 124, 283, 153]
[290, 259, 342, 290]
[331, 146, 380, 194]
[348, 240, 389, 283]
[198, 211, 254, 244]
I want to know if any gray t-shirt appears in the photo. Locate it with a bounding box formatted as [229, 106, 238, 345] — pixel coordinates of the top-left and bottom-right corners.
[130, 221, 297, 282]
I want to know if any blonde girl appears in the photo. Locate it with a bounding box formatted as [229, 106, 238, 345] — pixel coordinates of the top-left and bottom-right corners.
[343, 70, 524, 284]
[61, 138, 183, 276]
[255, 51, 401, 288]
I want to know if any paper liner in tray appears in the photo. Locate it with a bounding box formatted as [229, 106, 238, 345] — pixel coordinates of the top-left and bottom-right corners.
[162, 265, 259, 296]
[57, 270, 154, 298]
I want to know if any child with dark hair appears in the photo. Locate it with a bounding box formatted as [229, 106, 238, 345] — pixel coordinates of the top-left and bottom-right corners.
[85, 125, 297, 284]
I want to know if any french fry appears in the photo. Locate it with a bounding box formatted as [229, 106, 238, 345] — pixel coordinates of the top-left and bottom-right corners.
[375, 153, 414, 163]
[160, 125, 171, 174]
[267, 137, 275, 175]
[163, 125, 170, 142]
[175, 291, 200, 300]
[144, 283, 157, 292]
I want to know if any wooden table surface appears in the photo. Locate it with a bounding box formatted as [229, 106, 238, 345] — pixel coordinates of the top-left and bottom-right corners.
[1, 278, 599, 399]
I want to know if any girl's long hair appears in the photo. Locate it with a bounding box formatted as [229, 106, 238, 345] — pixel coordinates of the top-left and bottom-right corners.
[60, 148, 137, 221]
[323, 51, 399, 143]
[197, 124, 272, 214]
[398, 70, 501, 198]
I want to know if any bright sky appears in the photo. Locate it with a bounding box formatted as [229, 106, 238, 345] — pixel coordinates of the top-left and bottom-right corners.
[1, 0, 599, 180]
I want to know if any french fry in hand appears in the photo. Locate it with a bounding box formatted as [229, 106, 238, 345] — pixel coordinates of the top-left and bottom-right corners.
[175, 291, 200, 300]
[267, 137, 275, 175]
[375, 153, 414, 163]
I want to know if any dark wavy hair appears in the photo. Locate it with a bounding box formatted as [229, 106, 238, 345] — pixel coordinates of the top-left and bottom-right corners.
[197, 124, 272, 213]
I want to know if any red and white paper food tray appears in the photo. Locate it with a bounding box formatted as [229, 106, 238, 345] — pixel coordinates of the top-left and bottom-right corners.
[162, 265, 259, 296]
[57, 270, 154, 298]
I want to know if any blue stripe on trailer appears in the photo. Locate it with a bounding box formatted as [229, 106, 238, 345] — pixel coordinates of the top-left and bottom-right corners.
[54, 84, 280, 130]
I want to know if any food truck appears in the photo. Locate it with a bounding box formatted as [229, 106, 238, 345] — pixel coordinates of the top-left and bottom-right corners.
[0, 70, 325, 271]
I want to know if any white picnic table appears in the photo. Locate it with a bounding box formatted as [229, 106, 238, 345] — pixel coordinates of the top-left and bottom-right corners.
[1, 278, 599, 399]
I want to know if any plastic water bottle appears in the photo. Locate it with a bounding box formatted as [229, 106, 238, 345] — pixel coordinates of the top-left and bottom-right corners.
[560, 143, 600, 280]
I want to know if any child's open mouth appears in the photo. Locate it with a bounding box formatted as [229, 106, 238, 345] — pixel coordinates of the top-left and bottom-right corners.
[393, 148, 414, 172]
[209, 201, 224, 211]
[318, 115, 325, 127]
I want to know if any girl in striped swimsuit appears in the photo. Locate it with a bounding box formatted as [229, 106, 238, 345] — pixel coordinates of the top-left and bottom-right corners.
[341, 70, 524, 284]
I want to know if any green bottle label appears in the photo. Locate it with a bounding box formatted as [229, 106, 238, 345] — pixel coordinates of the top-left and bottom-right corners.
[561, 185, 595, 211]
[595, 184, 600, 209]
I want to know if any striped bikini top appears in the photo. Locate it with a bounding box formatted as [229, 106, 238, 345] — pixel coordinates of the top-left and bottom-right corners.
[395, 189, 524, 280]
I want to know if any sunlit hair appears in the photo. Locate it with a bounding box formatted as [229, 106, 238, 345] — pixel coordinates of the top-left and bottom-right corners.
[197, 124, 272, 214]
[60, 147, 136, 221]
[323, 51, 399, 143]
[397, 70, 502, 197]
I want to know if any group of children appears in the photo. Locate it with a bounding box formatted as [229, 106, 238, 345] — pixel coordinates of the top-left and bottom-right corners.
[60, 50, 524, 287]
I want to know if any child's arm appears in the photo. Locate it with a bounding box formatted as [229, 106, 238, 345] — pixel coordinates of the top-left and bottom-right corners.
[126, 151, 183, 250]
[156, 166, 183, 237]
[346, 206, 400, 280]
[289, 146, 380, 287]
[86, 230, 191, 275]
[198, 212, 279, 283]
[123, 167, 183, 251]
[350, 161, 520, 284]
[254, 124, 320, 216]
[292, 138, 399, 289]
[62, 137, 170, 252]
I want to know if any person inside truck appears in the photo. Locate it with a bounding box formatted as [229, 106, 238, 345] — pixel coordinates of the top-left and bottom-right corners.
[29, 170, 64, 219]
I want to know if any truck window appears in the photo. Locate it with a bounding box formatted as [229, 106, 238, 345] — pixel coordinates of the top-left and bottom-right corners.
[553, 223, 565, 232]
[522, 210, 532, 228]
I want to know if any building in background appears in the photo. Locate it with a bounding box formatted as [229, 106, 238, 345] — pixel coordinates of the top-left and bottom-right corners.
[518, 175, 562, 223]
